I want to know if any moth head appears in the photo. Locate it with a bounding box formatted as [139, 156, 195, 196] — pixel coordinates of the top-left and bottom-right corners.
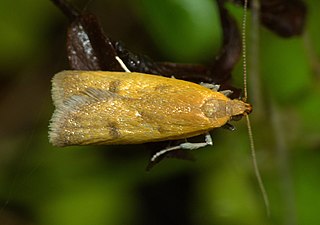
[228, 99, 252, 118]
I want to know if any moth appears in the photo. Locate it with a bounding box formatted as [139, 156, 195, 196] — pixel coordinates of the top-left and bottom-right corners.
[49, 70, 252, 160]
[48, 0, 254, 162]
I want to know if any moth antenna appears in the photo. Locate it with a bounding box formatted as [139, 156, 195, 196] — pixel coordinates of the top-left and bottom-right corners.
[115, 56, 131, 72]
[242, 0, 270, 216]
[242, 0, 248, 102]
[246, 115, 270, 216]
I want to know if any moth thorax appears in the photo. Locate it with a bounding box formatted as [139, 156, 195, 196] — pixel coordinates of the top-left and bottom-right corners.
[202, 98, 252, 119]
[202, 99, 228, 119]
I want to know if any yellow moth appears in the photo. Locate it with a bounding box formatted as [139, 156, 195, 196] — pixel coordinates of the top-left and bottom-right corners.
[48, 0, 270, 214]
[48, 68, 268, 214]
[49, 70, 252, 152]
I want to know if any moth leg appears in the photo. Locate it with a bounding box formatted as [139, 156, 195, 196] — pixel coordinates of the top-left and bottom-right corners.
[150, 133, 213, 162]
[222, 123, 236, 131]
[219, 90, 233, 96]
[115, 56, 131, 72]
[199, 82, 233, 97]
[199, 82, 220, 91]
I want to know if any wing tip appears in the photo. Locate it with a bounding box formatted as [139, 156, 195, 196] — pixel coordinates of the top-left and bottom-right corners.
[49, 70, 87, 147]
[48, 108, 67, 147]
[51, 70, 72, 106]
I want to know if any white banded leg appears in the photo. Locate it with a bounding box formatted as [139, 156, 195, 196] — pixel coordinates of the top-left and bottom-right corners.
[200, 82, 220, 91]
[219, 90, 233, 96]
[151, 133, 213, 162]
[115, 56, 131, 72]
[199, 82, 233, 97]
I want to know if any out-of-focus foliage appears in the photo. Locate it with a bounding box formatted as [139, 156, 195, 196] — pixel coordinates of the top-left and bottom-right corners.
[0, 0, 319, 225]
[137, 0, 221, 62]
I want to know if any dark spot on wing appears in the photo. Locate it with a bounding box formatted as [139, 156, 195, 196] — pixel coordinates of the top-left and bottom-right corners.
[157, 126, 165, 133]
[138, 111, 152, 122]
[108, 121, 121, 139]
[109, 80, 121, 93]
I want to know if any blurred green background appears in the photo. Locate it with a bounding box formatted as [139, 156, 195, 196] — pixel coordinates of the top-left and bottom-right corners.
[0, 0, 319, 225]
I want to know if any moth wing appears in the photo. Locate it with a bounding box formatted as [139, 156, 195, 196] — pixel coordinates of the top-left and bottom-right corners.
[51, 70, 124, 106]
[49, 86, 215, 146]
[51, 70, 222, 105]
[50, 71, 230, 146]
